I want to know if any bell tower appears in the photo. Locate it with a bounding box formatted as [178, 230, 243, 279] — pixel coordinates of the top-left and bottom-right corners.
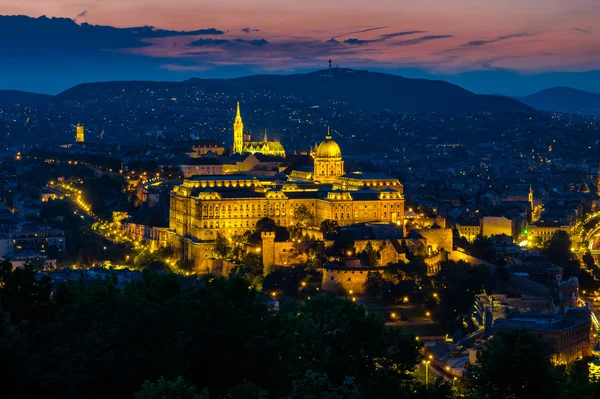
[76, 124, 85, 143]
[233, 102, 244, 153]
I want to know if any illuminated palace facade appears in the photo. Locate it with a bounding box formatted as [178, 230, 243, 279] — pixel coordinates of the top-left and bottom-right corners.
[233, 102, 286, 157]
[168, 132, 404, 243]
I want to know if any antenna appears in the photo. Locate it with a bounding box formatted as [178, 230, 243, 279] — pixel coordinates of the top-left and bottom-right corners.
[329, 59, 332, 77]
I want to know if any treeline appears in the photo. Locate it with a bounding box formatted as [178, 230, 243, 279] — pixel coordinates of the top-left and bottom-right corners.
[0, 260, 429, 399]
[2, 260, 600, 399]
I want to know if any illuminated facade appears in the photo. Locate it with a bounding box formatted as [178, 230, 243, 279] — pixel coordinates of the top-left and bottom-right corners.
[232, 102, 286, 157]
[312, 129, 344, 183]
[168, 134, 404, 244]
[76, 124, 85, 143]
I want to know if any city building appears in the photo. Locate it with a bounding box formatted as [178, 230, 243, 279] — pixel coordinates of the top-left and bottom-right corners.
[526, 220, 571, 246]
[76, 124, 85, 143]
[186, 140, 225, 157]
[232, 102, 286, 157]
[167, 134, 405, 264]
[492, 308, 593, 364]
[12, 224, 66, 255]
[179, 159, 224, 177]
[455, 219, 481, 242]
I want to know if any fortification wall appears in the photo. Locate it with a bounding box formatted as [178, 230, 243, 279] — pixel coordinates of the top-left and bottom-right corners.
[322, 268, 374, 294]
[417, 228, 453, 253]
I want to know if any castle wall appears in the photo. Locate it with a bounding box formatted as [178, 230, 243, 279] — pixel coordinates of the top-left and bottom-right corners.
[261, 232, 308, 267]
[416, 228, 453, 253]
[321, 268, 374, 294]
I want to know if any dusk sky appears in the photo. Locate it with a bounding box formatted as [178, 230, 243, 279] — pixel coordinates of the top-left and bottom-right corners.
[1, 0, 599, 95]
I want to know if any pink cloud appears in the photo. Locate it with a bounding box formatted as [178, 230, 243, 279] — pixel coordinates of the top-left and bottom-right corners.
[1, 0, 599, 73]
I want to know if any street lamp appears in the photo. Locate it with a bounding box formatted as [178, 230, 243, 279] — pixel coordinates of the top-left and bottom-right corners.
[423, 359, 431, 388]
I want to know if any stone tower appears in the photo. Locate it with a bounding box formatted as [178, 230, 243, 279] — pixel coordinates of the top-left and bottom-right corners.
[261, 231, 276, 268]
[233, 102, 244, 153]
[76, 124, 85, 143]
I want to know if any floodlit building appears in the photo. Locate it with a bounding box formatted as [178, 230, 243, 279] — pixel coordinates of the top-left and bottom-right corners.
[167, 133, 405, 263]
[75, 124, 85, 143]
[232, 102, 286, 157]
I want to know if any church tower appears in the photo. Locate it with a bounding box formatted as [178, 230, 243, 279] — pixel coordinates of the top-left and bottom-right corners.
[233, 102, 244, 153]
[76, 124, 85, 143]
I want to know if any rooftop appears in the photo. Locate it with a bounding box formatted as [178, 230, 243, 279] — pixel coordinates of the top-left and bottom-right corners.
[493, 309, 590, 333]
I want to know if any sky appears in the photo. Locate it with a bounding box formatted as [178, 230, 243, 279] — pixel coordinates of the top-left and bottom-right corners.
[0, 0, 599, 95]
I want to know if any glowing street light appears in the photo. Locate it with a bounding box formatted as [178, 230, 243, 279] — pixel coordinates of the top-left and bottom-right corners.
[423, 359, 431, 388]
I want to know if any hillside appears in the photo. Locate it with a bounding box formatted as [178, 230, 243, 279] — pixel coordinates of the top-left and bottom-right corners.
[518, 86, 600, 116]
[188, 69, 533, 114]
[0, 90, 52, 107]
[55, 68, 532, 114]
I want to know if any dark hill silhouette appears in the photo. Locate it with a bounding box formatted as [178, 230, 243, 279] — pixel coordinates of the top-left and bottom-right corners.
[189, 69, 533, 113]
[56, 68, 532, 114]
[518, 86, 600, 116]
[0, 90, 52, 106]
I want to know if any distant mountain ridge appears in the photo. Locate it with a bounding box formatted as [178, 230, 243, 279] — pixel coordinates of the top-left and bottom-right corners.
[0, 90, 52, 106]
[518, 86, 600, 116]
[55, 68, 533, 114]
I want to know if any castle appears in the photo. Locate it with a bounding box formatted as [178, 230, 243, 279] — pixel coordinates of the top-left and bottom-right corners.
[233, 102, 286, 157]
[166, 126, 406, 263]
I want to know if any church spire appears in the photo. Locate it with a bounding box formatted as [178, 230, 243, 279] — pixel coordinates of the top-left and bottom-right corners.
[264, 129, 268, 143]
[233, 101, 244, 153]
[326, 126, 332, 140]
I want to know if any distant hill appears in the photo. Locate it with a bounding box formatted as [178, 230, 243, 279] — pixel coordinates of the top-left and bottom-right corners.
[518, 86, 600, 116]
[188, 69, 533, 114]
[56, 68, 532, 114]
[0, 90, 51, 106]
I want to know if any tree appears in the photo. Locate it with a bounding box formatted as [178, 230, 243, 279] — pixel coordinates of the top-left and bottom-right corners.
[582, 251, 596, 270]
[320, 219, 340, 238]
[0, 260, 54, 328]
[328, 232, 355, 257]
[134, 377, 209, 399]
[543, 230, 573, 266]
[360, 241, 380, 266]
[214, 232, 231, 259]
[0, 259, 428, 399]
[224, 382, 268, 399]
[469, 235, 496, 262]
[364, 272, 384, 298]
[292, 204, 315, 228]
[263, 266, 307, 297]
[433, 260, 488, 331]
[286, 371, 360, 399]
[557, 358, 600, 399]
[255, 217, 277, 232]
[388, 257, 427, 282]
[543, 230, 580, 279]
[464, 330, 559, 399]
[306, 242, 327, 269]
